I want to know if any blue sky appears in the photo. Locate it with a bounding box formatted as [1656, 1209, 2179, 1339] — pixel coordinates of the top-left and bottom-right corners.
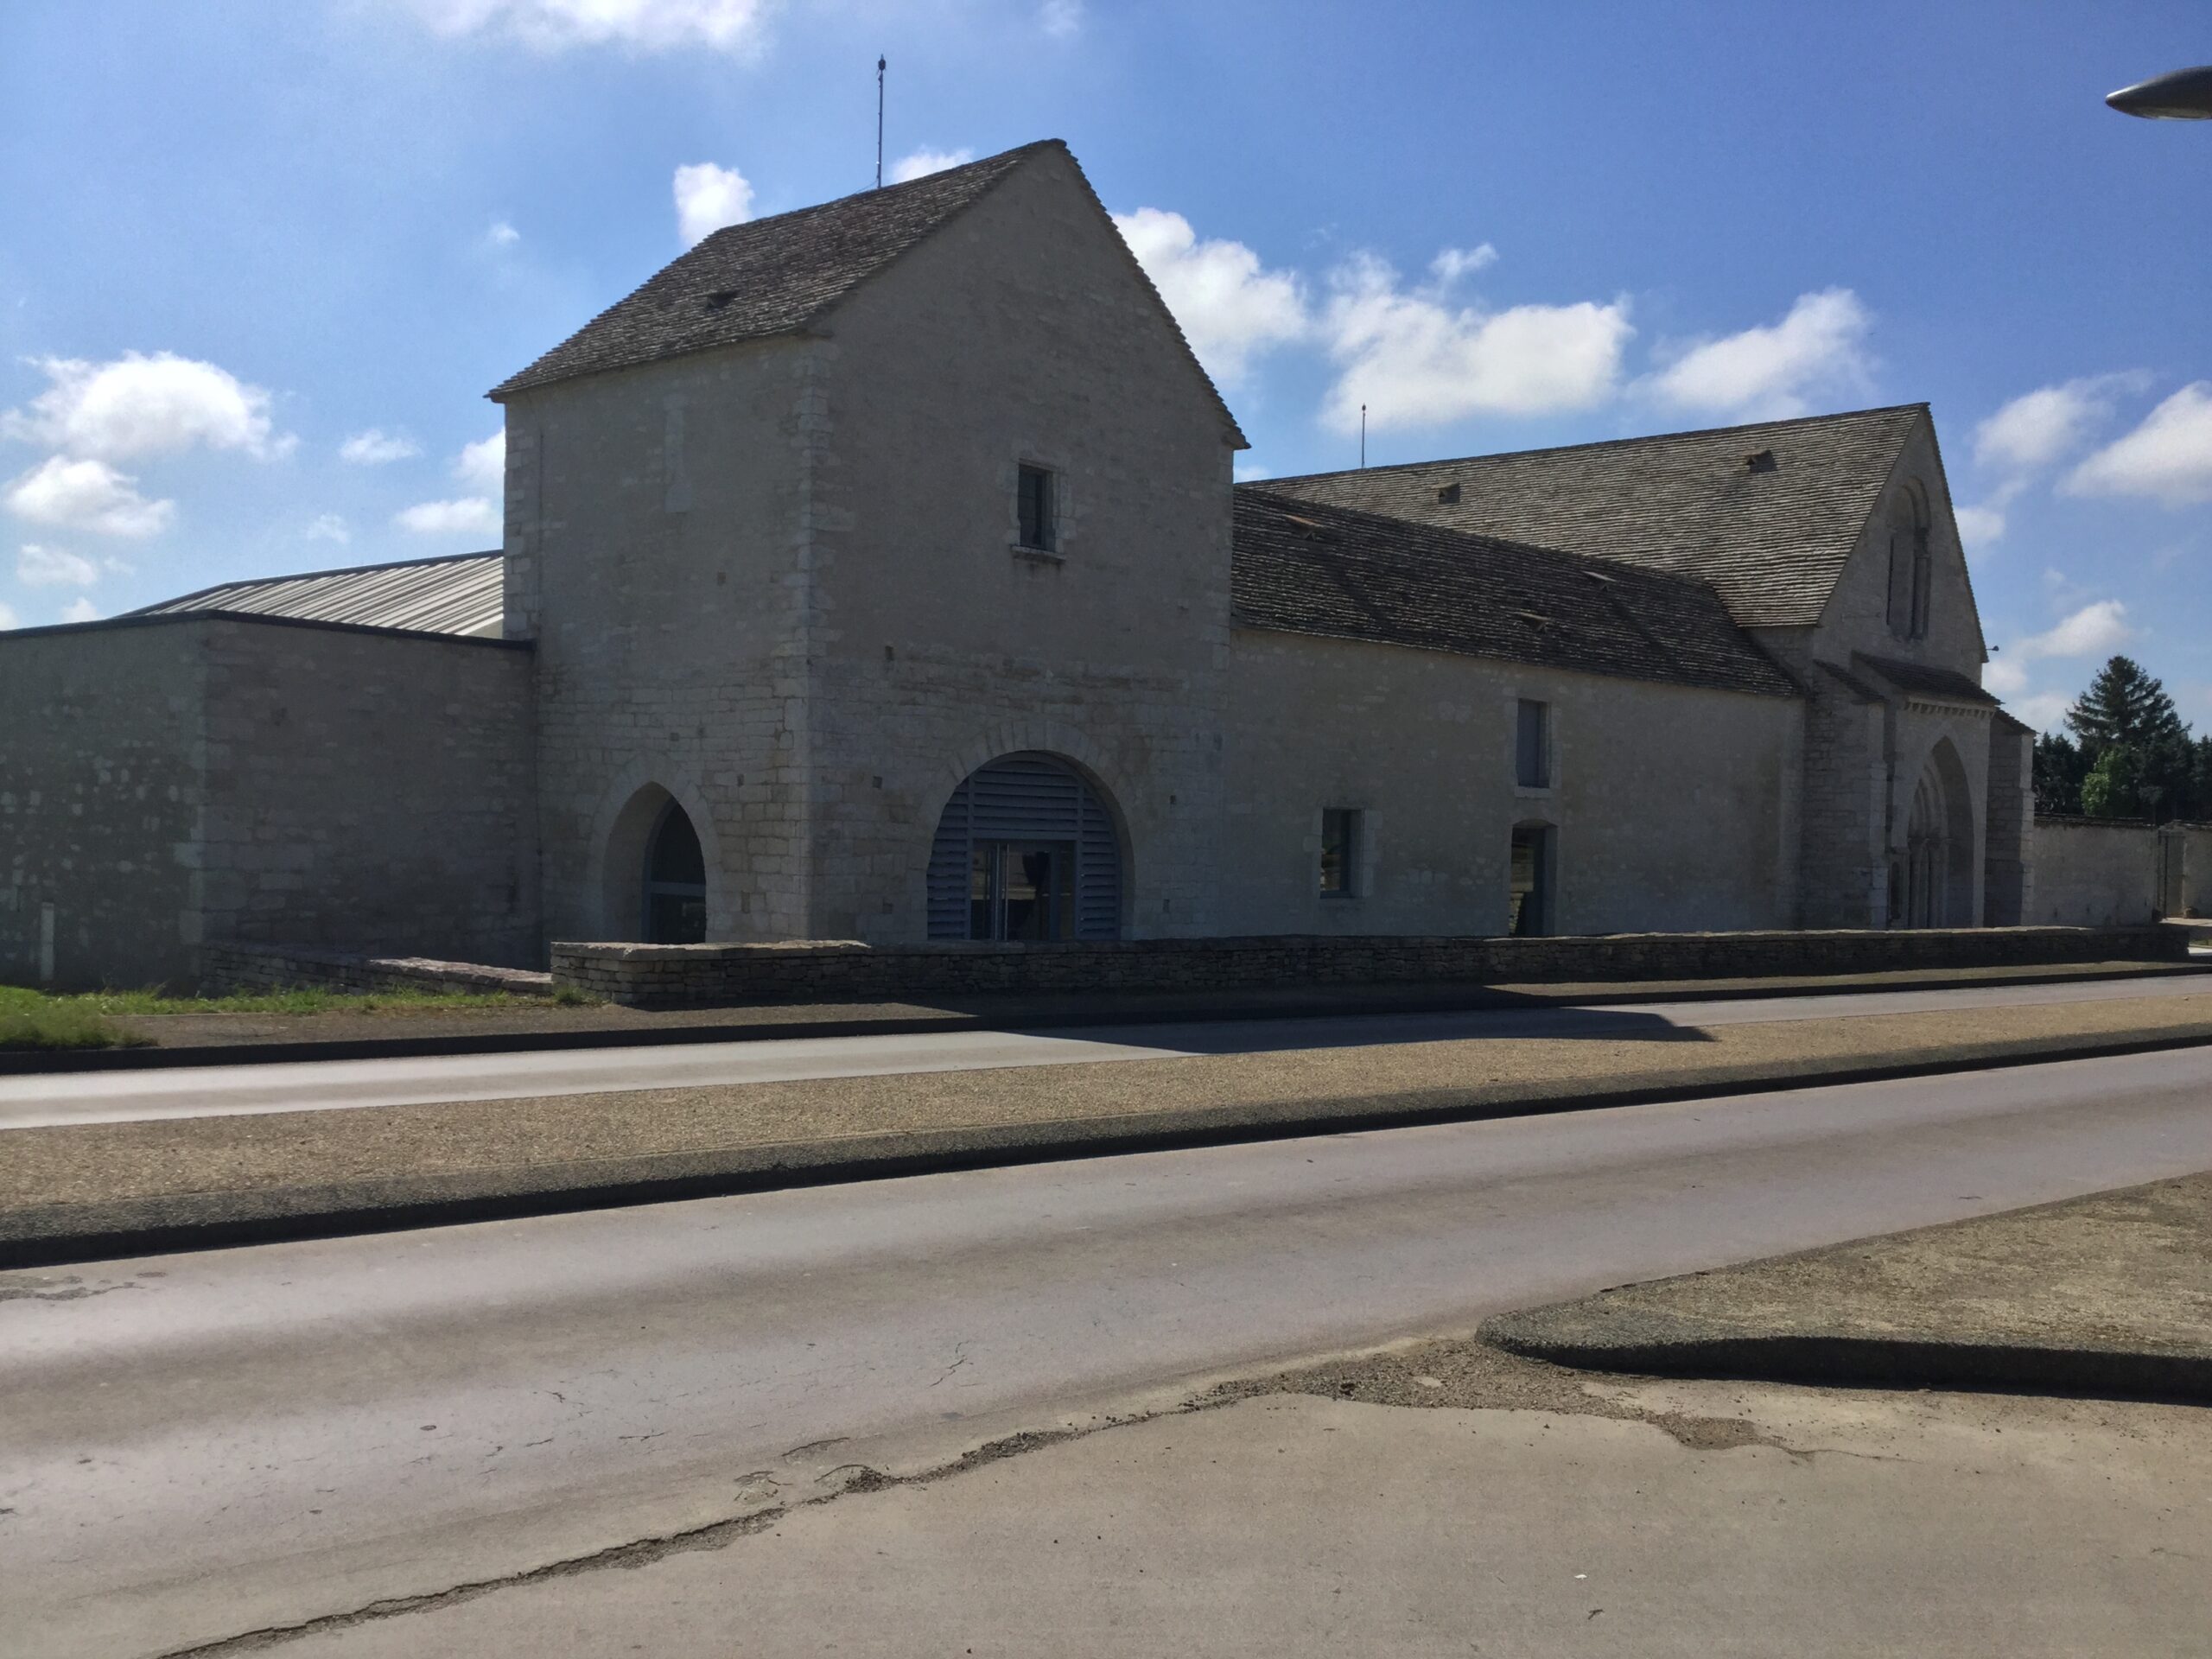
[3, 1, 2207, 732]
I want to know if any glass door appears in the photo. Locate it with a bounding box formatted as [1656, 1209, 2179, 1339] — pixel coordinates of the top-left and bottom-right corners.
[968, 840, 1077, 940]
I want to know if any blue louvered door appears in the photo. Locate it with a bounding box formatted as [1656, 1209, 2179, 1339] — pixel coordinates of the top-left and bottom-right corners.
[926, 753, 1122, 940]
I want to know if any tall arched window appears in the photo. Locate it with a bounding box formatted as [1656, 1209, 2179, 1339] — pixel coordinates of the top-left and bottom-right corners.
[1886, 482, 1932, 640]
[643, 799, 707, 944]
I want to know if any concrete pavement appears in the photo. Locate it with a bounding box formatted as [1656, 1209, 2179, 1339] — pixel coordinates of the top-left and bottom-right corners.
[9, 972, 2209, 1130]
[4, 1046, 2209, 1656]
[282, 1382, 2212, 1658]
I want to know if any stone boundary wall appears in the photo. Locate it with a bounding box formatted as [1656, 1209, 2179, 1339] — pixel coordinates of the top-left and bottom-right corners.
[198, 943, 555, 999]
[551, 925, 2190, 1009]
[2027, 817, 2211, 927]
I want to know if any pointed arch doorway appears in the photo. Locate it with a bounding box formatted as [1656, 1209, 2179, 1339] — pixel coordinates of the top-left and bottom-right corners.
[1893, 740, 1977, 928]
[642, 798, 708, 943]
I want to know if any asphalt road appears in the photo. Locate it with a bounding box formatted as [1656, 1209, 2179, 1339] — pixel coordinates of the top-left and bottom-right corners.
[4, 1046, 2209, 1657]
[6, 972, 2209, 1130]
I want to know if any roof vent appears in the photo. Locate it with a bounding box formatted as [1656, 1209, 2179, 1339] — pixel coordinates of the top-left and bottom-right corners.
[1435, 481, 1461, 505]
[1744, 448, 1777, 474]
[704, 289, 738, 312]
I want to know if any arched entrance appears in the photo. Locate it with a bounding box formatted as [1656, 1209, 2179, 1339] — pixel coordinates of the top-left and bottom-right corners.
[642, 798, 707, 943]
[1894, 740, 1976, 928]
[926, 753, 1123, 940]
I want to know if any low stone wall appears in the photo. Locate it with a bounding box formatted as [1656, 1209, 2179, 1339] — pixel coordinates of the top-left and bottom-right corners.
[198, 943, 555, 999]
[550, 926, 2190, 1009]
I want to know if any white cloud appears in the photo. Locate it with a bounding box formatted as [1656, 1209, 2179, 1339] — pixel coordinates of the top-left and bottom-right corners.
[306, 513, 351, 544]
[673, 161, 754, 246]
[1954, 503, 2007, 551]
[1981, 657, 2028, 698]
[3, 456, 174, 537]
[487, 219, 521, 247]
[1974, 374, 2141, 474]
[2010, 690, 2072, 734]
[1428, 245, 1498, 284]
[454, 430, 505, 492]
[2064, 382, 2212, 506]
[1039, 0, 1081, 36]
[1114, 208, 1309, 387]
[1644, 289, 1871, 420]
[1952, 477, 2024, 556]
[1321, 252, 1630, 434]
[2010, 598, 2135, 663]
[400, 0, 775, 54]
[340, 428, 422, 465]
[889, 148, 976, 184]
[1234, 461, 1273, 482]
[16, 543, 99, 587]
[395, 497, 500, 537]
[60, 596, 100, 624]
[0, 601, 16, 629]
[3, 352, 283, 462]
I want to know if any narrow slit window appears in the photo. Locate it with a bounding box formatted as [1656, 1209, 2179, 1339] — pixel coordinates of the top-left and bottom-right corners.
[1320, 808, 1360, 895]
[1018, 464, 1055, 551]
[1516, 699, 1550, 789]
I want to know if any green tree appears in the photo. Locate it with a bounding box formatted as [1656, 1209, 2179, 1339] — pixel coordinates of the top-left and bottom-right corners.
[2064, 656, 2187, 756]
[2031, 731, 2088, 816]
[2062, 656, 2194, 821]
[2079, 745, 2144, 818]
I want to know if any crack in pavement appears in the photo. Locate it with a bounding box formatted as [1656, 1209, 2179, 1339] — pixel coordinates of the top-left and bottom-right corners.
[153, 1338, 1808, 1656]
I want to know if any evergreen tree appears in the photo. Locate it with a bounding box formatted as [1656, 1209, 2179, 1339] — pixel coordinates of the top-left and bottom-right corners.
[2064, 656, 2187, 755]
[2031, 731, 2087, 816]
[2061, 657, 2195, 822]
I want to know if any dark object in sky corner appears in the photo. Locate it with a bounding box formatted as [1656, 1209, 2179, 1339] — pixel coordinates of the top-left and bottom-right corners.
[2106, 65, 2212, 120]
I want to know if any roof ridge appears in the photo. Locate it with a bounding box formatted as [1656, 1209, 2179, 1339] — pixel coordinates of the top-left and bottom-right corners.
[692, 139, 1065, 249]
[1235, 484, 1732, 600]
[1262, 403, 1928, 486]
[125, 549, 502, 617]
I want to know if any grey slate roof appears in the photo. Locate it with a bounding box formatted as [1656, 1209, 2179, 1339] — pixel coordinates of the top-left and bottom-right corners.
[1232, 488, 1798, 699]
[130, 551, 505, 639]
[1261, 405, 1927, 629]
[1853, 652, 1999, 707]
[489, 142, 1033, 401]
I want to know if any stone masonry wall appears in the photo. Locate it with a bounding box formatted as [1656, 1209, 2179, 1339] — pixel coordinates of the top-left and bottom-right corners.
[2024, 817, 2210, 927]
[554, 925, 2186, 1008]
[796, 146, 1241, 941]
[0, 620, 205, 988]
[194, 619, 541, 969]
[1219, 629, 1802, 937]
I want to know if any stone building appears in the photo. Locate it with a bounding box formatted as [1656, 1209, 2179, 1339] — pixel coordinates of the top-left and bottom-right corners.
[0, 140, 2030, 989]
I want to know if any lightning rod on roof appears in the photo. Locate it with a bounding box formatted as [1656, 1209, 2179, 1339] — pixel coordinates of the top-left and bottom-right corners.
[876, 56, 887, 189]
[1360, 404, 1367, 469]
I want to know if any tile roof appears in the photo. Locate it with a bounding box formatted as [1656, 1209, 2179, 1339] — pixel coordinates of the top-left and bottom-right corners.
[491, 142, 1049, 400]
[1261, 405, 1927, 628]
[130, 551, 505, 639]
[1232, 488, 1799, 699]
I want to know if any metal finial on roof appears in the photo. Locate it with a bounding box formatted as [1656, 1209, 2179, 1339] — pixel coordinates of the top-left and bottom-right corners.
[876, 57, 887, 188]
[1360, 404, 1367, 470]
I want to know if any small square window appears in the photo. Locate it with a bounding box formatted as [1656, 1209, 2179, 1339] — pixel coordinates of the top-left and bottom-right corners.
[1018, 464, 1055, 552]
[1320, 807, 1360, 895]
[1516, 699, 1550, 789]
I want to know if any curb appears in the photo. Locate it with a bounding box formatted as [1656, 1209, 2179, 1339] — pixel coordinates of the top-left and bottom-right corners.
[1478, 1319, 2212, 1404]
[6, 1023, 2210, 1270]
[6, 961, 2209, 1076]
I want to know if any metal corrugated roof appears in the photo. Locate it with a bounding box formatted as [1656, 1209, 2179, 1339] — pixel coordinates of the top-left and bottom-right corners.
[131, 551, 506, 639]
